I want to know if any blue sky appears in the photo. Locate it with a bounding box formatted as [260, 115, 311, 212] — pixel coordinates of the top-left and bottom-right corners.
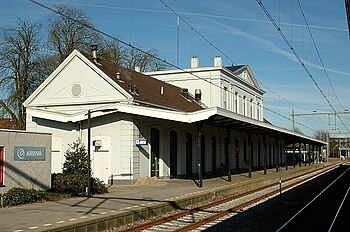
[1, 0, 350, 137]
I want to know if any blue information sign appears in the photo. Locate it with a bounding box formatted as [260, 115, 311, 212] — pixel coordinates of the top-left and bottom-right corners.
[136, 139, 148, 146]
[14, 146, 46, 161]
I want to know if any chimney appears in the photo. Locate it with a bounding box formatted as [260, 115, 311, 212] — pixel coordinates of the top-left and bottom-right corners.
[181, 88, 189, 99]
[160, 86, 164, 95]
[128, 81, 133, 92]
[91, 44, 98, 63]
[116, 72, 121, 80]
[214, 55, 222, 67]
[191, 56, 199, 68]
[135, 66, 141, 72]
[195, 89, 202, 102]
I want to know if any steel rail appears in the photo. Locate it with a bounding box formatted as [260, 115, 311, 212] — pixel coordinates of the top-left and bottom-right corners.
[175, 164, 341, 232]
[122, 163, 340, 232]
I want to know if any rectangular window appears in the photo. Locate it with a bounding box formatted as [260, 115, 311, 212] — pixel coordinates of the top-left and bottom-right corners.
[223, 87, 228, 109]
[0, 147, 4, 186]
[234, 93, 238, 113]
[243, 97, 246, 116]
[250, 100, 253, 118]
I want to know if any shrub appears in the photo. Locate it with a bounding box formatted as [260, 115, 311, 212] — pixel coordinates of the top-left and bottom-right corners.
[2, 188, 70, 207]
[3, 188, 46, 207]
[63, 139, 89, 175]
[52, 173, 107, 196]
[52, 139, 108, 196]
[91, 177, 108, 195]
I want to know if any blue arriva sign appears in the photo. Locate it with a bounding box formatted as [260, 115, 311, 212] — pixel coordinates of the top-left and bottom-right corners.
[14, 146, 46, 161]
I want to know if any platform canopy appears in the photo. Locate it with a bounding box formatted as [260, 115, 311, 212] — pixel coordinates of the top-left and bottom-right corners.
[28, 103, 326, 147]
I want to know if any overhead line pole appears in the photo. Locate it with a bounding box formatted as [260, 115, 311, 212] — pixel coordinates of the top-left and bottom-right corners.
[256, 0, 350, 134]
[292, 111, 350, 117]
[291, 110, 350, 131]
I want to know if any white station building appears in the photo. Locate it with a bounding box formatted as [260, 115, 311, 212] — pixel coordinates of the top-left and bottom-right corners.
[24, 49, 326, 185]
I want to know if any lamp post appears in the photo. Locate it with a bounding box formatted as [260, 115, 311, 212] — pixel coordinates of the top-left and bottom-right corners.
[87, 110, 91, 197]
[86, 108, 118, 197]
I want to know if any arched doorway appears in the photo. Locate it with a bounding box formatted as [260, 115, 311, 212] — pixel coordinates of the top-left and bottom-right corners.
[201, 134, 206, 177]
[211, 136, 216, 175]
[186, 133, 193, 178]
[151, 128, 160, 177]
[258, 141, 261, 169]
[170, 130, 177, 178]
[235, 139, 240, 170]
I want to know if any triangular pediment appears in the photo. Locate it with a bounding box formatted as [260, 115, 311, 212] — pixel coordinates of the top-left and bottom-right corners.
[233, 65, 261, 90]
[24, 50, 131, 114]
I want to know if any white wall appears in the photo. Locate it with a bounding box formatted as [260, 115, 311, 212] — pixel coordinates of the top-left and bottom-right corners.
[26, 110, 283, 182]
[149, 68, 264, 122]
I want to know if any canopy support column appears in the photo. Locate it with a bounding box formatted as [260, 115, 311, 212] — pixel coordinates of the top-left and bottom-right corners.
[197, 123, 203, 188]
[226, 127, 232, 182]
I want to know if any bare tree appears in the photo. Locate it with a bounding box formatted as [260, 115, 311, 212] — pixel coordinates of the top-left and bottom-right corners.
[98, 38, 168, 72]
[47, 5, 101, 62]
[0, 18, 41, 129]
[293, 127, 304, 135]
[98, 38, 124, 66]
[122, 46, 167, 72]
[47, 5, 167, 72]
[313, 130, 328, 141]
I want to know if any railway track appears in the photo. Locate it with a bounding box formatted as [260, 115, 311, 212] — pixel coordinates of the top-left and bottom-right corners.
[121, 163, 341, 232]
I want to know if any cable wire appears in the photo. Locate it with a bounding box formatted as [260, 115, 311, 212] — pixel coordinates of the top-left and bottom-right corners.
[158, 0, 238, 66]
[297, 0, 346, 111]
[28, 0, 320, 133]
[256, 0, 349, 134]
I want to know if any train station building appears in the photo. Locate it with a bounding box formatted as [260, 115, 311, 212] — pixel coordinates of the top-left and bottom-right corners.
[24, 48, 326, 185]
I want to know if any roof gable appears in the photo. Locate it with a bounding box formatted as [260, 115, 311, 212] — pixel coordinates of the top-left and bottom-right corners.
[25, 50, 202, 114]
[24, 50, 131, 111]
[226, 65, 261, 90]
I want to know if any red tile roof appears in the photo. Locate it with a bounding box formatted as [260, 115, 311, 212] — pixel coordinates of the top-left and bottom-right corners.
[0, 118, 17, 129]
[85, 55, 203, 112]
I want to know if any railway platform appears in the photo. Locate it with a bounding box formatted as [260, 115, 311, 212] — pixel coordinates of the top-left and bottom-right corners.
[0, 162, 338, 232]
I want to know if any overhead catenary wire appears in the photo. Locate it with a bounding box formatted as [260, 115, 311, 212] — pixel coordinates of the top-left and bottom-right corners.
[28, 0, 320, 133]
[158, 0, 328, 129]
[258, 79, 331, 129]
[256, 0, 349, 134]
[297, 0, 346, 111]
[158, 0, 238, 66]
[74, 0, 325, 125]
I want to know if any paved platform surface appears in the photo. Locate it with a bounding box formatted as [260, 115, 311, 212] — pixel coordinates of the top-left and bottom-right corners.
[0, 163, 334, 232]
